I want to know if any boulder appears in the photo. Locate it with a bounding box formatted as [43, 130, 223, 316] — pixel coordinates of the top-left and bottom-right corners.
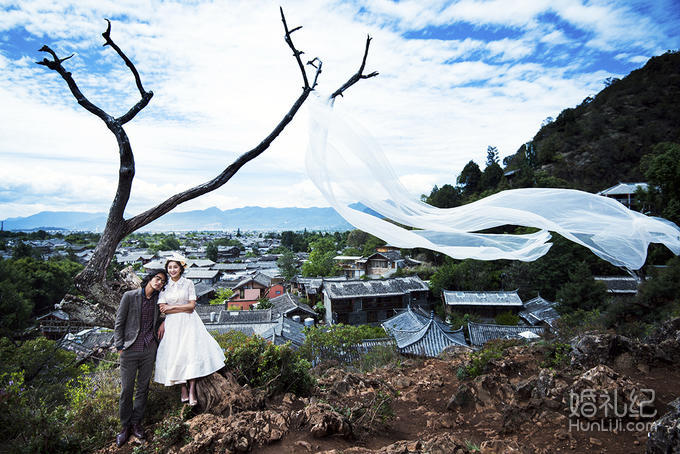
[301, 403, 352, 438]
[447, 383, 475, 410]
[647, 397, 680, 454]
[570, 333, 634, 368]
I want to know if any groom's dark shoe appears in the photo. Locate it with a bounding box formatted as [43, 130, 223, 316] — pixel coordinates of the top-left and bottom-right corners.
[116, 426, 130, 447]
[132, 423, 146, 440]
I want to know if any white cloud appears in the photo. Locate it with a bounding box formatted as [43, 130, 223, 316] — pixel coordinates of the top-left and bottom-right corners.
[0, 0, 678, 221]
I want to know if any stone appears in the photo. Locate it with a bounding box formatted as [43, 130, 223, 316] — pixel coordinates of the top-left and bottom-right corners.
[589, 437, 602, 446]
[447, 383, 475, 410]
[295, 440, 313, 452]
[647, 397, 680, 454]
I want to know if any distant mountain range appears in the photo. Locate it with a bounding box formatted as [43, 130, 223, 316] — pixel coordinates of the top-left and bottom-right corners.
[0, 205, 370, 232]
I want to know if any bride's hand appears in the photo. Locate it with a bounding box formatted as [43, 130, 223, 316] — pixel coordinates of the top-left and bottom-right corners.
[159, 303, 168, 313]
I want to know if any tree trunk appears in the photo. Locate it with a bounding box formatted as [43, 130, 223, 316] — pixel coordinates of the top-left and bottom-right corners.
[195, 371, 264, 416]
[65, 218, 134, 326]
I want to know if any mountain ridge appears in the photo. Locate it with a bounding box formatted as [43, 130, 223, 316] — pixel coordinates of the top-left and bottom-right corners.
[1, 206, 357, 231]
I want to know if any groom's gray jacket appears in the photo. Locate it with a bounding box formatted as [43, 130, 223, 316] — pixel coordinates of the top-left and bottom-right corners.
[114, 288, 162, 351]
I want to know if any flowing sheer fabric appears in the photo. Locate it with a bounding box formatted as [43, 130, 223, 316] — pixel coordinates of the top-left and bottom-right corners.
[305, 95, 680, 270]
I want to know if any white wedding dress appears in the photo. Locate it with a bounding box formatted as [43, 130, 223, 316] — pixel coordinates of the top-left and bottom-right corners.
[154, 276, 225, 386]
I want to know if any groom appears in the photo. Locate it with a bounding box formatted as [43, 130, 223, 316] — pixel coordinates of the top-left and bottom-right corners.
[113, 269, 167, 447]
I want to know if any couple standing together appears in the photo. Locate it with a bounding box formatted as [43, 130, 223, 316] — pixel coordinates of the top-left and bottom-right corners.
[113, 255, 225, 447]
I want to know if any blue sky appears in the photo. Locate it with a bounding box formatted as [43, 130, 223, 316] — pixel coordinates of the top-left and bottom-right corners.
[1, 0, 679, 219]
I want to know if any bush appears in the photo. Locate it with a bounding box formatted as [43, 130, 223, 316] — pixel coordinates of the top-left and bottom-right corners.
[65, 367, 120, 450]
[0, 337, 186, 453]
[209, 288, 233, 306]
[462, 339, 521, 378]
[537, 341, 572, 369]
[0, 371, 79, 453]
[299, 324, 388, 366]
[0, 337, 82, 404]
[555, 309, 605, 339]
[0, 337, 85, 453]
[494, 311, 520, 325]
[214, 331, 314, 396]
[356, 344, 402, 372]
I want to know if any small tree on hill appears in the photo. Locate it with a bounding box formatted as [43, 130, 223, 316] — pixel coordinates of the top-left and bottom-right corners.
[457, 160, 482, 195]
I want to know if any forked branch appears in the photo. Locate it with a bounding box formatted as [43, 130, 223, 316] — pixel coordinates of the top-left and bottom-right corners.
[331, 35, 379, 99]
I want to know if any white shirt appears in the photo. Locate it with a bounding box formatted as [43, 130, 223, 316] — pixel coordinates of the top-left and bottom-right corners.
[158, 276, 196, 306]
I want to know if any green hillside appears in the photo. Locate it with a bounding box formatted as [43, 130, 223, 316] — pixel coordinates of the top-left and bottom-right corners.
[506, 50, 680, 192]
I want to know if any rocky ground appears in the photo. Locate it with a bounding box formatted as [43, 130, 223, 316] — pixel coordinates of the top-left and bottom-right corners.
[98, 318, 680, 454]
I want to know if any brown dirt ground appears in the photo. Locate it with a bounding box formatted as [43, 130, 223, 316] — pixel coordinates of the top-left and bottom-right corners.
[257, 351, 679, 454]
[101, 345, 679, 454]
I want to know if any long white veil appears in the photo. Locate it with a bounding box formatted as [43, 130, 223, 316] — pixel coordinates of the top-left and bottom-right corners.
[305, 95, 680, 271]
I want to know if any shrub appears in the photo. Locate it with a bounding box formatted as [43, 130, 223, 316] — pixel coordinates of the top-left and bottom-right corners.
[0, 338, 84, 453]
[148, 409, 191, 451]
[356, 344, 402, 372]
[214, 331, 314, 396]
[209, 288, 233, 305]
[462, 339, 521, 378]
[537, 341, 572, 369]
[494, 311, 520, 325]
[65, 367, 120, 450]
[299, 324, 388, 366]
[555, 309, 605, 339]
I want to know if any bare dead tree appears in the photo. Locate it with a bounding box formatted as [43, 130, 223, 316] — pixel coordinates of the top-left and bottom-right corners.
[37, 9, 377, 325]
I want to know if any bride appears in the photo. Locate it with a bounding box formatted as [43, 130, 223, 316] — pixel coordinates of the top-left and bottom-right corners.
[154, 254, 225, 405]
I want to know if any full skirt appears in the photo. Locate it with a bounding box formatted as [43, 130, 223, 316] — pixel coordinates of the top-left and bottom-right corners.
[154, 311, 225, 386]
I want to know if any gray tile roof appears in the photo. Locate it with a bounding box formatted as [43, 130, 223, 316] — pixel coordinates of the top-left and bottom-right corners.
[366, 251, 403, 262]
[195, 305, 222, 322]
[188, 259, 215, 267]
[381, 305, 468, 357]
[194, 283, 215, 298]
[184, 268, 221, 279]
[395, 319, 470, 357]
[593, 276, 639, 294]
[260, 317, 306, 348]
[206, 325, 256, 336]
[323, 276, 429, 299]
[467, 322, 544, 347]
[144, 259, 167, 270]
[382, 305, 459, 335]
[232, 272, 272, 290]
[218, 309, 275, 324]
[204, 311, 307, 346]
[442, 290, 523, 307]
[212, 263, 248, 271]
[270, 292, 316, 317]
[597, 182, 648, 196]
[37, 309, 70, 321]
[518, 296, 560, 328]
[253, 273, 272, 287]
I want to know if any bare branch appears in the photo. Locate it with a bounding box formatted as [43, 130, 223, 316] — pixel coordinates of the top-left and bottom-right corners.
[331, 34, 379, 99]
[307, 57, 323, 90]
[100, 19, 154, 124]
[126, 8, 327, 232]
[36, 45, 112, 122]
[125, 79, 311, 233]
[36, 20, 155, 269]
[102, 19, 149, 98]
[280, 7, 310, 89]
